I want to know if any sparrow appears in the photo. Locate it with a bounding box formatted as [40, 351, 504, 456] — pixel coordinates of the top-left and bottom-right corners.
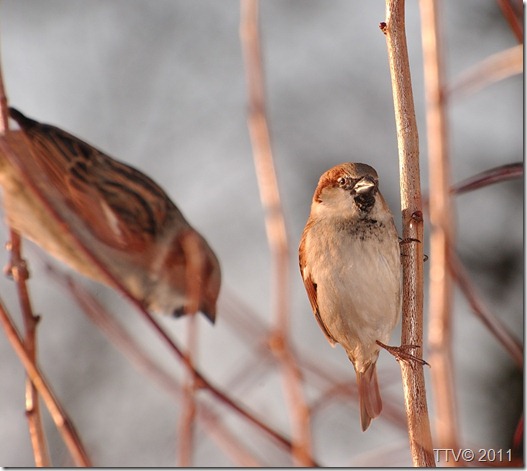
[299, 162, 401, 431]
[0, 107, 221, 322]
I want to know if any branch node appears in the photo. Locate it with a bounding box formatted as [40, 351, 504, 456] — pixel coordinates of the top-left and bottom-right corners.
[267, 330, 286, 355]
[411, 210, 424, 222]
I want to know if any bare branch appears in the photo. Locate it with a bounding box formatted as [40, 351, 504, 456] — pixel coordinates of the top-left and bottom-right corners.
[239, 0, 289, 333]
[448, 249, 523, 369]
[447, 44, 523, 100]
[420, 0, 460, 454]
[240, 0, 314, 465]
[0, 132, 296, 456]
[383, 0, 435, 466]
[196, 406, 265, 467]
[0, 299, 91, 466]
[177, 315, 199, 466]
[451, 162, 523, 195]
[0, 52, 50, 466]
[497, 0, 523, 43]
[54, 267, 268, 466]
[6, 233, 51, 467]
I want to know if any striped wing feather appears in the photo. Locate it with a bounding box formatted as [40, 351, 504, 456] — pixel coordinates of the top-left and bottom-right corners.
[10, 108, 174, 251]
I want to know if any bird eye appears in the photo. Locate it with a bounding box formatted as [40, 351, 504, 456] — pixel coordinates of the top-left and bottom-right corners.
[337, 177, 347, 187]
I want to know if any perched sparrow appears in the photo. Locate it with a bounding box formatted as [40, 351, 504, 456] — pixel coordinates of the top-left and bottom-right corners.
[0, 108, 221, 321]
[299, 162, 401, 431]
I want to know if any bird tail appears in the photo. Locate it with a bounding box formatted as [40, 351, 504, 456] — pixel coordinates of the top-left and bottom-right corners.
[356, 362, 382, 431]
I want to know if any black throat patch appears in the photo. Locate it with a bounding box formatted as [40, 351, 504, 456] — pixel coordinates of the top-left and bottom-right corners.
[335, 217, 386, 241]
[353, 192, 375, 213]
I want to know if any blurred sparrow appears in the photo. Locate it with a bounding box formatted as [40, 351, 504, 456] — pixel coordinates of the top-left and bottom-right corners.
[0, 108, 220, 322]
[299, 162, 401, 430]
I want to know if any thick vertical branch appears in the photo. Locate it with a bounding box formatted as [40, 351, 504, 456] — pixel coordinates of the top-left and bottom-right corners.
[419, 0, 460, 456]
[240, 0, 314, 465]
[383, 0, 435, 466]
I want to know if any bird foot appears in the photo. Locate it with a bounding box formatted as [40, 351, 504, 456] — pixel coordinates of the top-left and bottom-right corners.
[399, 237, 421, 246]
[376, 340, 430, 368]
[398, 237, 429, 261]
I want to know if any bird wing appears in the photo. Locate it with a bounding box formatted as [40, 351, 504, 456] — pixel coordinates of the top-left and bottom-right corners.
[299, 231, 337, 346]
[10, 108, 172, 252]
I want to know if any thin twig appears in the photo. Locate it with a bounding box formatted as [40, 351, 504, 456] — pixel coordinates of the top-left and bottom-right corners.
[267, 333, 314, 465]
[0, 46, 50, 466]
[0, 134, 297, 456]
[196, 406, 264, 466]
[60, 269, 184, 393]
[131, 290, 296, 455]
[177, 314, 198, 466]
[240, 0, 314, 465]
[447, 44, 523, 100]
[7, 232, 51, 467]
[55, 268, 267, 466]
[0, 299, 91, 466]
[450, 160, 523, 369]
[448, 249, 523, 368]
[420, 0, 460, 455]
[497, 0, 523, 43]
[383, 0, 435, 466]
[451, 162, 523, 195]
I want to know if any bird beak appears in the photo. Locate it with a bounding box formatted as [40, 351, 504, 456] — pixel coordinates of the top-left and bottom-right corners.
[354, 177, 376, 194]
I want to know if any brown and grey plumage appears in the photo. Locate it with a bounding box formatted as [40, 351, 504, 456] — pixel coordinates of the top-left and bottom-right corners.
[0, 108, 220, 320]
[299, 163, 401, 430]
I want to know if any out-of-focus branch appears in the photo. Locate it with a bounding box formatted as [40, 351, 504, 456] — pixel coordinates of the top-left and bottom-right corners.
[196, 406, 264, 466]
[239, 0, 289, 333]
[497, 0, 523, 43]
[382, 0, 435, 466]
[0, 299, 91, 466]
[0, 134, 297, 457]
[98, 288, 295, 455]
[56, 269, 266, 466]
[419, 0, 460, 457]
[240, 0, 314, 465]
[447, 44, 522, 100]
[451, 162, 523, 195]
[177, 315, 198, 466]
[448, 250, 523, 369]
[449, 163, 523, 368]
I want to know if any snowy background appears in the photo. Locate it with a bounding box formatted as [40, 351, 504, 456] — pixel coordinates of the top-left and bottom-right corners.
[0, 0, 522, 466]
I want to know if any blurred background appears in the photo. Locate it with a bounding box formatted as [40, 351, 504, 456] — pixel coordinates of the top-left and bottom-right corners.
[0, 0, 522, 466]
